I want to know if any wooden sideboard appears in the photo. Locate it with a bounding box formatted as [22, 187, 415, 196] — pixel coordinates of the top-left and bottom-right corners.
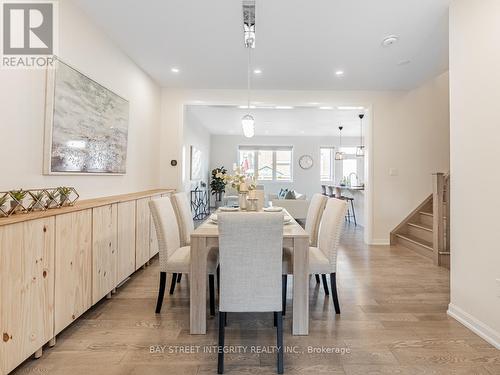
[0, 189, 173, 375]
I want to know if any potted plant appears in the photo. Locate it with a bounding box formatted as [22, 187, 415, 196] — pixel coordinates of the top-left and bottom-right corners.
[45, 189, 59, 209]
[9, 189, 27, 214]
[57, 186, 72, 206]
[29, 190, 46, 211]
[0, 194, 8, 216]
[210, 166, 227, 208]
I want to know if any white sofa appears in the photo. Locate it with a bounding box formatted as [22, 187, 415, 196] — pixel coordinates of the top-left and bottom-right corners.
[268, 193, 310, 220]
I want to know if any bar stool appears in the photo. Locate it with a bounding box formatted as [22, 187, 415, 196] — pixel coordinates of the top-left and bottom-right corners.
[321, 185, 327, 196]
[342, 196, 357, 226]
[327, 186, 336, 198]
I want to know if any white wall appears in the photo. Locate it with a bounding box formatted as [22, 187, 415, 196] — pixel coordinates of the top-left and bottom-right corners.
[448, 0, 500, 348]
[210, 134, 365, 226]
[182, 107, 211, 193]
[160, 74, 449, 244]
[0, 0, 161, 199]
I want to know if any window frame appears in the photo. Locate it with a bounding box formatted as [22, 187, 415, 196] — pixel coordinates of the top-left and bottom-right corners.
[320, 146, 335, 182]
[238, 145, 293, 182]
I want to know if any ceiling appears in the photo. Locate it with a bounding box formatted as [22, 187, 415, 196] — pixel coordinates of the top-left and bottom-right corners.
[75, 0, 450, 91]
[186, 106, 365, 137]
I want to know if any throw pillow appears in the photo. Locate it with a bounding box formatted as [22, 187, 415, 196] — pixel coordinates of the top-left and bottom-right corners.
[285, 190, 296, 199]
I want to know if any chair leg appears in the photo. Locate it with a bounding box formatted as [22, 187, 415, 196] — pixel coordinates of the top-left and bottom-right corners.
[276, 312, 284, 374]
[330, 273, 341, 314]
[321, 274, 330, 295]
[177, 273, 182, 283]
[216, 266, 220, 296]
[315, 274, 320, 284]
[209, 274, 215, 316]
[217, 312, 226, 374]
[169, 273, 177, 295]
[155, 272, 167, 313]
[274, 311, 277, 327]
[282, 275, 287, 316]
[350, 200, 357, 226]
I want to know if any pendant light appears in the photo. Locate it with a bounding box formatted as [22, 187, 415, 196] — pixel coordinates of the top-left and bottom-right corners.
[356, 113, 365, 157]
[241, 1, 255, 138]
[241, 43, 255, 138]
[335, 126, 344, 160]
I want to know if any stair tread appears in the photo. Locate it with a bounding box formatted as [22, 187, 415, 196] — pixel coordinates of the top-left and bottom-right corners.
[408, 222, 432, 231]
[395, 233, 433, 250]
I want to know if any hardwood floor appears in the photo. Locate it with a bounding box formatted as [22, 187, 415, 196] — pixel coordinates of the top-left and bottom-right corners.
[12, 225, 499, 375]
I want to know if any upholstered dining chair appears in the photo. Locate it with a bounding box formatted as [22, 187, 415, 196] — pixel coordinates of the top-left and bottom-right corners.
[304, 194, 329, 290]
[217, 212, 285, 374]
[171, 192, 195, 287]
[149, 197, 218, 315]
[283, 198, 347, 315]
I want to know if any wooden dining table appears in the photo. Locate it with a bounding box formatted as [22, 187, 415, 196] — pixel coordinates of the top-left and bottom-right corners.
[189, 209, 310, 335]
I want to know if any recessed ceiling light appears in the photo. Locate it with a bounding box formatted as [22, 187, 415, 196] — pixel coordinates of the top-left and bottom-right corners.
[171, 67, 180, 73]
[382, 35, 399, 47]
[319, 106, 333, 110]
[335, 70, 344, 77]
[238, 105, 256, 109]
[275, 106, 293, 109]
[397, 59, 411, 66]
[253, 69, 262, 74]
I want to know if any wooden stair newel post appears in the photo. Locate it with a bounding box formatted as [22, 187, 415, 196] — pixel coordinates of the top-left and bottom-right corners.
[432, 173, 445, 266]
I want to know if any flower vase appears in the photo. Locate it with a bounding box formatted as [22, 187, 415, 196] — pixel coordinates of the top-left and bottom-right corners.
[238, 192, 248, 210]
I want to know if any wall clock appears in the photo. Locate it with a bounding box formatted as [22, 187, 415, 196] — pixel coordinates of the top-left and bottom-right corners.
[299, 155, 313, 170]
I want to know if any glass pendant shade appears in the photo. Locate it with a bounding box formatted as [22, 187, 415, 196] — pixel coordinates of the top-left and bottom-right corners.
[241, 114, 255, 138]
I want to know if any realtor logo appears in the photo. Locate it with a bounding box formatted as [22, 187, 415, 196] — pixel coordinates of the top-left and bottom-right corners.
[1, 0, 58, 68]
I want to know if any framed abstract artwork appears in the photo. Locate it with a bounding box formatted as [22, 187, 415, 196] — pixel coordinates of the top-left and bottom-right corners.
[44, 58, 129, 175]
[190, 146, 202, 180]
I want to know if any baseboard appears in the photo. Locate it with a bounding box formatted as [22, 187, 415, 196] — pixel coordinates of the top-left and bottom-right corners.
[447, 303, 500, 349]
[369, 239, 390, 246]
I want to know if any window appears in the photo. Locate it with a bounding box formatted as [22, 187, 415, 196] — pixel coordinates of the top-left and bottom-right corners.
[238, 146, 293, 182]
[320, 147, 334, 181]
[339, 147, 360, 185]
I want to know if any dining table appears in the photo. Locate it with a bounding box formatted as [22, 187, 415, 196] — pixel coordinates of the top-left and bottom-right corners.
[189, 208, 310, 335]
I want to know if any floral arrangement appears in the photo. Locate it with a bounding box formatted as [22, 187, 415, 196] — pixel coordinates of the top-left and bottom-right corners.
[224, 167, 256, 193]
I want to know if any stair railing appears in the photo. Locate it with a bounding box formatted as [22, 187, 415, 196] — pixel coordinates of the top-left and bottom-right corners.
[432, 172, 450, 266]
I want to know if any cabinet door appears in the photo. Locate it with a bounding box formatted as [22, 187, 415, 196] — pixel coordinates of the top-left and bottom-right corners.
[135, 198, 151, 269]
[92, 204, 117, 305]
[54, 210, 92, 335]
[117, 201, 136, 283]
[0, 218, 55, 375]
[149, 195, 161, 257]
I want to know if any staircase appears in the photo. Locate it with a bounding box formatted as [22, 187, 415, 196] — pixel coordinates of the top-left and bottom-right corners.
[390, 173, 450, 268]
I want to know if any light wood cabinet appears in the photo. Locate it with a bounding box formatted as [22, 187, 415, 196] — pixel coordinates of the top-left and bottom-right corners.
[117, 201, 136, 283]
[0, 218, 55, 375]
[135, 198, 151, 269]
[54, 210, 92, 335]
[149, 195, 161, 257]
[0, 189, 173, 374]
[92, 204, 118, 304]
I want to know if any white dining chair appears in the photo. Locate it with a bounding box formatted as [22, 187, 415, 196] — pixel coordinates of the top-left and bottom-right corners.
[217, 212, 284, 374]
[305, 194, 329, 289]
[283, 198, 347, 315]
[171, 192, 196, 287]
[149, 197, 218, 315]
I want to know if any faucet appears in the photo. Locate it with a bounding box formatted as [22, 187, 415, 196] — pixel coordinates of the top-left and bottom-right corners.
[348, 172, 359, 187]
